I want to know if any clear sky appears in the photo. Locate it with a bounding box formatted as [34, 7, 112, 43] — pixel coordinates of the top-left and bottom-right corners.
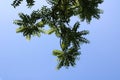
[0, 0, 120, 80]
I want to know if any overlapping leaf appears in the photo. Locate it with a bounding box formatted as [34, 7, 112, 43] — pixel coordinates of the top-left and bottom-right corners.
[12, 0, 35, 8]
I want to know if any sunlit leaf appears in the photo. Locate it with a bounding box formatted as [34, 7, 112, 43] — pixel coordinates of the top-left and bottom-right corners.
[46, 28, 56, 34]
[36, 21, 45, 27]
[26, 34, 31, 41]
[16, 26, 25, 33]
[53, 50, 64, 56]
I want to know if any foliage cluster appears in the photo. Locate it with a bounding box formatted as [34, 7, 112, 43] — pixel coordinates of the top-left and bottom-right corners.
[12, 0, 103, 69]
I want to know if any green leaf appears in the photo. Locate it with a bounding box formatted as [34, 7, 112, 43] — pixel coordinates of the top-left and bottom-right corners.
[14, 20, 23, 26]
[36, 21, 45, 27]
[16, 26, 25, 33]
[53, 50, 64, 56]
[46, 28, 56, 34]
[72, 21, 80, 32]
[26, 34, 31, 41]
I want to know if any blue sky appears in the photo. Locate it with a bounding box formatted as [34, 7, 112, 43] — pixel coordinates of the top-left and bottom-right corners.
[0, 0, 120, 80]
